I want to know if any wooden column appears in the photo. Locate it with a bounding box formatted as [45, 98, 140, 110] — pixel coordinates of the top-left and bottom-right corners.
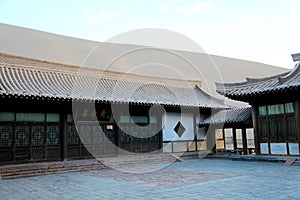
[222, 128, 226, 150]
[206, 125, 217, 153]
[61, 113, 68, 161]
[295, 99, 300, 134]
[158, 112, 163, 153]
[295, 99, 300, 155]
[193, 111, 197, 151]
[251, 106, 260, 155]
[242, 128, 248, 155]
[232, 128, 237, 151]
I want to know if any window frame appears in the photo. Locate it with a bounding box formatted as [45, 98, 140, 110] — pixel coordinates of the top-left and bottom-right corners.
[257, 102, 296, 140]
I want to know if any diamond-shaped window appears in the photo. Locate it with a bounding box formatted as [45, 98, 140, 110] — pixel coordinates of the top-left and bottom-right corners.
[174, 121, 186, 137]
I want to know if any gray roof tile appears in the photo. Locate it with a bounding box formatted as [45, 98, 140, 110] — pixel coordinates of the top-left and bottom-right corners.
[216, 61, 300, 100]
[0, 53, 227, 108]
[200, 107, 252, 126]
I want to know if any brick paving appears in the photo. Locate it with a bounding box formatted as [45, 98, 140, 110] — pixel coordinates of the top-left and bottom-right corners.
[0, 159, 300, 199]
[86, 168, 232, 189]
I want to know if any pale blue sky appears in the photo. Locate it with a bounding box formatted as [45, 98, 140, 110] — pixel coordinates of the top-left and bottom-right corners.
[0, 0, 299, 68]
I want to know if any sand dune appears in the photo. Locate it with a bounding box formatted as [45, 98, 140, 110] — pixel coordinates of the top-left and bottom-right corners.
[0, 23, 288, 106]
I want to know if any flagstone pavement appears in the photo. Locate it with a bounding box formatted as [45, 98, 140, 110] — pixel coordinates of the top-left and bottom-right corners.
[0, 159, 299, 199]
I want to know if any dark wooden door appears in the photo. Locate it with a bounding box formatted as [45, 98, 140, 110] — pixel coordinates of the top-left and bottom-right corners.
[119, 124, 161, 153]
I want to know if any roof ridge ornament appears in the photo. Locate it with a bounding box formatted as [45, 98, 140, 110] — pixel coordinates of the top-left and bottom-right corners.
[291, 53, 300, 62]
[278, 53, 300, 84]
[216, 53, 300, 101]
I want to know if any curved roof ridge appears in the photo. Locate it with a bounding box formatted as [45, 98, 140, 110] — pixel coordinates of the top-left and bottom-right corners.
[278, 61, 300, 83]
[194, 84, 226, 106]
[215, 54, 300, 101]
[0, 51, 82, 70]
[216, 80, 249, 88]
[0, 52, 202, 88]
[246, 71, 290, 83]
[215, 70, 290, 89]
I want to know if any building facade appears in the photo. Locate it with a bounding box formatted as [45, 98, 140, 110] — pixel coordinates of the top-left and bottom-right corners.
[216, 56, 300, 156]
[200, 107, 254, 155]
[0, 53, 227, 164]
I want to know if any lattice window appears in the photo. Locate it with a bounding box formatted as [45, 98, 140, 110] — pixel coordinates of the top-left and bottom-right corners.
[150, 125, 159, 141]
[15, 125, 30, 146]
[120, 125, 131, 142]
[67, 124, 79, 144]
[105, 129, 115, 143]
[259, 117, 268, 137]
[47, 124, 60, 145]
[258, 102, 296, 139]
[174, 121, 186, 138]
[79, 125, 92, 144]
[268, 104, 284, 115]
[150, 134, 158, 142]
[286, 115, 296, 137]
[268, 117, 278, 138]
[0, 123, 13, 147]
[32, 125, 45, 146]
[140, 126, 149, 140]
[92, 125, 103, 143]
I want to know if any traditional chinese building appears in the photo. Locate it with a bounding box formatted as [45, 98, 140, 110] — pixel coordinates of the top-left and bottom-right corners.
[0, 53, 227, 164]
[199, 107, 254, 155]
[216, 54, 300, 156]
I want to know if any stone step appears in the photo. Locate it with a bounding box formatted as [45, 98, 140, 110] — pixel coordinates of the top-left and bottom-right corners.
[1, 165, 80, 175]
[2, 168, 84, 180]
[284, 158, 297, 166]
[291, 160, 300, 166]
[0, 153, 199, 179]
[0, 160, 107, 180]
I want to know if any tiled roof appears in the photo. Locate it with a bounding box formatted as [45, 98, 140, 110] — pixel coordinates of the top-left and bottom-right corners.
[0, 53, 227, 108]
[216, 60, 300, 101]
[199, 107, 252, 126]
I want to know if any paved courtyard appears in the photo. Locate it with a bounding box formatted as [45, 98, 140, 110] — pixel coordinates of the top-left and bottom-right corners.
[0, 158, 299, 199]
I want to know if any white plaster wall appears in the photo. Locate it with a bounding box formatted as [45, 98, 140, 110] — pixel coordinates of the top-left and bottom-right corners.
[162, 112, 194, 141]
[260, 143, 269, 154]
[270, 143, 287, 155]
[289, 143, 300, 155]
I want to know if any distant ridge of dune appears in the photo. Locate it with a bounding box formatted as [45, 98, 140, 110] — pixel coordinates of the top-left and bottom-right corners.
[0, 23, 289, 106]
